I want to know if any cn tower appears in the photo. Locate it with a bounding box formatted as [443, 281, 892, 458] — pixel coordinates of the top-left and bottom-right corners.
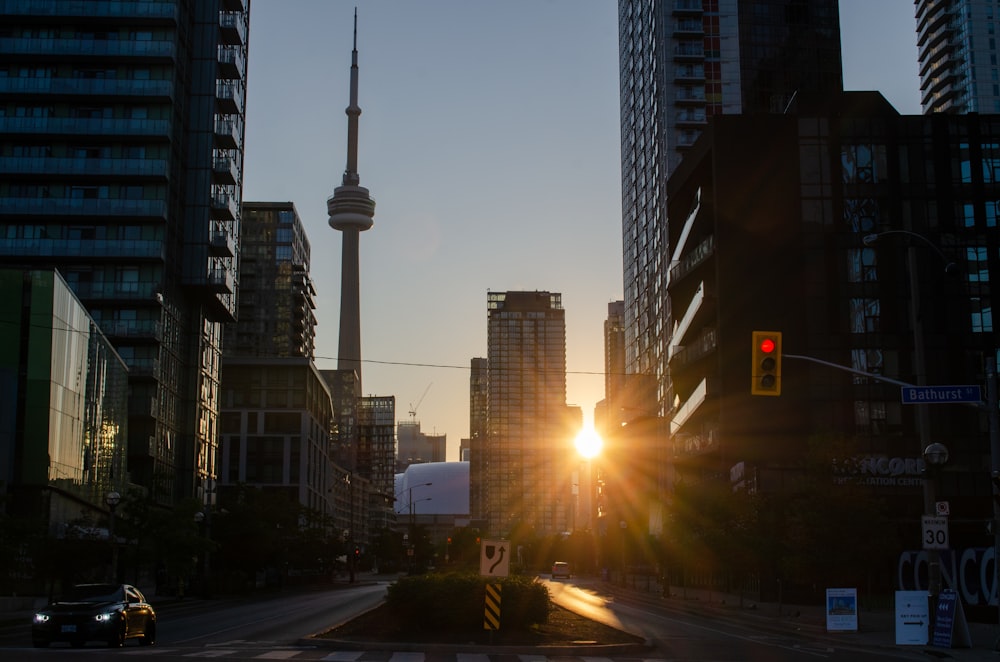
[328, 9, 375, 390]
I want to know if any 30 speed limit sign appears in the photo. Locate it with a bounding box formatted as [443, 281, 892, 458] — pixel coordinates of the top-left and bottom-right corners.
[922, 516, 949, 550]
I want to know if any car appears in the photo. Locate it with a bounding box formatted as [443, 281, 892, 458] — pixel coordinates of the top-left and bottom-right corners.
[32, 583, 156, 648]
[551, 561, 571, 579]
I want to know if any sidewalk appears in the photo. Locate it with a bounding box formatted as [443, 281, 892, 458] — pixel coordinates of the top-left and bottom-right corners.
[603, 579, 1000, 660]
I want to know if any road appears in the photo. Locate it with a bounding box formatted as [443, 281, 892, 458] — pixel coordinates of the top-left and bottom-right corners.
[0, 576, 947, 661]
[543, 577, 935, 661]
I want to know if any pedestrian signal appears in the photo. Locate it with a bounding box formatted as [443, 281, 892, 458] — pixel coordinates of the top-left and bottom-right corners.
[751, 331, 782, 396]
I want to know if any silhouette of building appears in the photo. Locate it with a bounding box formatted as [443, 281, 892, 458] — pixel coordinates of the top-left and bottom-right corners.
[396, 421, 446, 470]
[0, 1, 249, 506]
[484, 291, 575, 537]
[665, 91, 998, 603]
[468, 357, 488, 524]
[618, 0, 843, 420]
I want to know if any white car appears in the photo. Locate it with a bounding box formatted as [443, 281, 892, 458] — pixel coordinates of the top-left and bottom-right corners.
[551, 561, 571, 579]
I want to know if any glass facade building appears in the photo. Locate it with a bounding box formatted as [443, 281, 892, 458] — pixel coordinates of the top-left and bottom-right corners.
[665, 92, 999, 603]
[917, 0, 1000, 113]
[484, 291, 573, 537]
[227, 202, 316, 359]
[0, 1, 249, 506]
[618, 0, 842, 420]
[0, 269, 128, 534]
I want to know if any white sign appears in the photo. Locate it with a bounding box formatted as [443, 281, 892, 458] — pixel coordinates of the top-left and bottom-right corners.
[895, 590, 929, 645]
[825, 588, 858, 632]
[922, 516, 949, 550]
[479, 538, 510, 577]
[936, 501, 950, 516]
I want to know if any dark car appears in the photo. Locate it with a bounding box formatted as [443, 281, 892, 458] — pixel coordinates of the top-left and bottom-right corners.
[32, 583, 156, 648]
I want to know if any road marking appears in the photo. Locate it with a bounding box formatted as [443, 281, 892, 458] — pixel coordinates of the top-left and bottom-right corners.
[321, 652, 366, 661]
[388, 653, 425, 662]
[254, 651, 305, 659]
[457, 654, 491, 662]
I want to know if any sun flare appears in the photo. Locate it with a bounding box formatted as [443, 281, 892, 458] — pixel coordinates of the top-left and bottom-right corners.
[574, 426, 603, 459]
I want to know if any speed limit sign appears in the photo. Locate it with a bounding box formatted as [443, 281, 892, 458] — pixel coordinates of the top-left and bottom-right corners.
[922, 516, 949, 550]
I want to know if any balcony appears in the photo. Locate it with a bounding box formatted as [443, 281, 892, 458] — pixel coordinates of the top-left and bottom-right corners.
[0, 116, 172, 140]
[217, 45, 245, 80]
[209, 227, 236, 257]
[220, 11, 247, 45]
[0, 37, 176, 60]
[212, 155, 238, 185]
[669, 234, 714, 285]
[205, 268, 234, 294]
[673, 43, 704, 61]
[675, 109, 707, 126]
[214, 117, 240, 149]
[672, 0, 702, 14]
[668, 326, 717, 372]
[0, 197, 168, 220]
[211, 192, 238, 220]
[1, 0, 178, 21]
[0, 156, 168, 179]
[0, 238, 165, 260]
[0, 77, 173, 100]
[674, 20, 703, 37]
[216, 80, 244, 115]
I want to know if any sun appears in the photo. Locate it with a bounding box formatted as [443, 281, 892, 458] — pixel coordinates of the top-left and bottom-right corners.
[574, 425, 603, 459]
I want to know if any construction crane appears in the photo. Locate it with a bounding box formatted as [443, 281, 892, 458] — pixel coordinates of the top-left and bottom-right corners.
[408, 383, 432, 421]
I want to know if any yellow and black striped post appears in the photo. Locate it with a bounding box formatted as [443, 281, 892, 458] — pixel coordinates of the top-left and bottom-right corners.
[484, 582, 502, 631]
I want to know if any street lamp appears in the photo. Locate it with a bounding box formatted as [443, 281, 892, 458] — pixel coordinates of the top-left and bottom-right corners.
[398, 482, 432, 573]
[863, 230, 970, 630]
[105, 491, 121, 583]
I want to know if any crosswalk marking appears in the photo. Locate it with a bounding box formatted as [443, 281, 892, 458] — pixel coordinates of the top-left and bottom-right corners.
[457, 654, 490, 662]
[321, 652, 366, 661]
[255, 651, 305, 659]
[518, 656, 547, 662]
[388, 653, 425, 662]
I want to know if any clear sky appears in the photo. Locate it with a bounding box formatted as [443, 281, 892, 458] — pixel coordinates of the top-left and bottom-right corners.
[243, 1, 922, 461]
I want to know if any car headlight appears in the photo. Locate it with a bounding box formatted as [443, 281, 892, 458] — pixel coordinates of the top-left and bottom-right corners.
[33, 613, 50, 624]
[94, 611, 117, 623]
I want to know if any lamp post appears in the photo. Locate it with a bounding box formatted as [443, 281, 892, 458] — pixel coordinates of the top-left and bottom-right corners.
[105, 491, 121, 583]
[397, 482, 431, 574]
[863, 231, 967, 629]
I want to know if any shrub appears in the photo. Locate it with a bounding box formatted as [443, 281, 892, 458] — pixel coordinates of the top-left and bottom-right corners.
[385, 572, 549, 633]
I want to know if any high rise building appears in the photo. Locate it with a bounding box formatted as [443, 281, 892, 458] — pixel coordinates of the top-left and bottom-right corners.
[328, 10, 375, 390]
[484, 291, 574, 537]
[357, 395, 396, 536]
[916, 0, 1000, 113]
[219, 201, 338, 520]
[468, 357, 488, 525]
[0, 1, 249, 505]
[396, 420, 446, 470]
[227, 202, 316, 358]
[618, 0, 843, 418]
[665, 91, 998, 602]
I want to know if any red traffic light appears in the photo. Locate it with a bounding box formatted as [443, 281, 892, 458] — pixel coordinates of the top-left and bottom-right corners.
[759, 338, 775, 354]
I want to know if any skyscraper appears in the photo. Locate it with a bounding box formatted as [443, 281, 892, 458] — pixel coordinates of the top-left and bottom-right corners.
[484, 291, 573, 537]
[0, 1, 249, 504]
[328, 11, 376, 390]
[618, 0, 842, 419]
[226, 202, 316, 359]
[916, 0, 1000, 113]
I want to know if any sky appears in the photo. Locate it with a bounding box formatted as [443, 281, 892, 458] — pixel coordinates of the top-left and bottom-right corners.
[242, 1, 922, 461]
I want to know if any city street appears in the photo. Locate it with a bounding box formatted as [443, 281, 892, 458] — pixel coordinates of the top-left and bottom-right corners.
[0, 576, 974, 661]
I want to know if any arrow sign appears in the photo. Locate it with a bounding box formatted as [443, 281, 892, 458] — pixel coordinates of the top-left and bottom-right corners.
[900, 385, 982, 404]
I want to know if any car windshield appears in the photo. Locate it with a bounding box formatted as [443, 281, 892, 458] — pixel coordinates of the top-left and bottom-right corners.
[58, 584, 122, 602]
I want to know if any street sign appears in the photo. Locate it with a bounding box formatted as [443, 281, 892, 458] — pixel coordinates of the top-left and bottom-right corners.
[922, 516, 949, 550]
[901, 385, 982, 404]
[479, 538, 510, 577]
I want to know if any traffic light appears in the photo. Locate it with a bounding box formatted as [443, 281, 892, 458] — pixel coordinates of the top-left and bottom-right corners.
[751, 331, 782, 396]
[354, 546, 360, 559]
